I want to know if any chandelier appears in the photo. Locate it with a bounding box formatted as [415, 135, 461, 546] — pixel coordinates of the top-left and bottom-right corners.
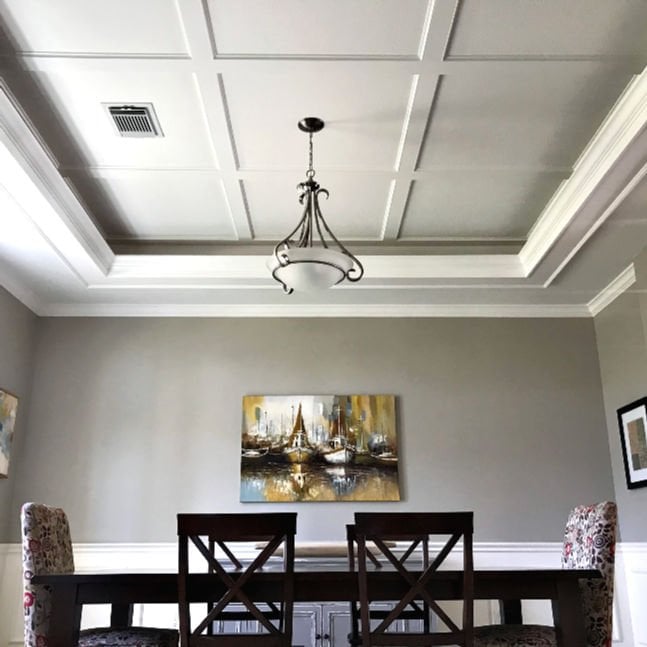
[268, 117, 364, 294]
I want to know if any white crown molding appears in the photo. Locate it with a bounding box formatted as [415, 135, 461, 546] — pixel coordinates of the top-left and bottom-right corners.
[0, 82, 113, 281]
[41, 302, 591, 318]
[520, 66, 647, 275]
[588, 264, 636, 316]
[0, 264, 43, 315]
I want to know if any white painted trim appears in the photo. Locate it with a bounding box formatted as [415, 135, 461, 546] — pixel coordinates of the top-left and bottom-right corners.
[589, 264, 637, 316]
[520, 67, 647, 274]
[0, 59, 647, 317]
[0, 263, 43, 316]
[0, 82, 113, 281]
[618, 542, 647, 557]
[616, 543, 647, 646]
[41, 302, 592, 318]
[0, 541, 641, 647]
[0, 62, 644, 317]
[543, 159, 647, 288]
[102, 253, 524, 283]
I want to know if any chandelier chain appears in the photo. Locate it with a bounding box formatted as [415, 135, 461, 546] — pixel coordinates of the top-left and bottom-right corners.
[307, 131, 315, 179]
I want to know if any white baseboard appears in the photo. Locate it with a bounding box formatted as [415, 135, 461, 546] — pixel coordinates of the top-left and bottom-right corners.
[0, 542, 642, 647]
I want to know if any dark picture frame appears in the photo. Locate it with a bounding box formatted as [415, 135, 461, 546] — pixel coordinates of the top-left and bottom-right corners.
[617, 397, 647, 489]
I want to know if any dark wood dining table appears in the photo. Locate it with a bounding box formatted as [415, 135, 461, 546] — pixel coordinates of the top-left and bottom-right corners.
[34, 565, 598, 647]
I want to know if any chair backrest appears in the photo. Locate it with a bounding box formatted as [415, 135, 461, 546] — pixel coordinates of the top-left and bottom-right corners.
[347, 523, 431, 646]
[561, 501, 617, 647]
[177, 512, 297, 646]
[354, 512, 473, 647]
[21, 502, 75, 647]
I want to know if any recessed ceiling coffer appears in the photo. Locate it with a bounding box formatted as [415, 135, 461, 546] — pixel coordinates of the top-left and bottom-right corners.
[104, 103, 163, 137]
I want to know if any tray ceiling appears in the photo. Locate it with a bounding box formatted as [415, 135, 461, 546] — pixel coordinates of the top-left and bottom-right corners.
[0, 0, 646, 316]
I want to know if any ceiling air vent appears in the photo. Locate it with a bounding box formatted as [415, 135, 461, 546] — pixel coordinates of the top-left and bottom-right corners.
[104, 103, 163, 138]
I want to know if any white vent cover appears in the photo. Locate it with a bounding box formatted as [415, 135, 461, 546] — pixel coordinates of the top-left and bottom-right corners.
[103, 103, 163, 137]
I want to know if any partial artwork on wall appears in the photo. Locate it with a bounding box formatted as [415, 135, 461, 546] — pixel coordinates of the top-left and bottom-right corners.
[240, 394, 400, 502]
[0, 389, 19, 478]
[617, 397, 647, 489]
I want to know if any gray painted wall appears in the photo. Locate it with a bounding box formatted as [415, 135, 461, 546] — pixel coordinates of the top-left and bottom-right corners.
[594, 251, 647, 541]
[0, 287, 37, 541]
[7, 316, 613, 544]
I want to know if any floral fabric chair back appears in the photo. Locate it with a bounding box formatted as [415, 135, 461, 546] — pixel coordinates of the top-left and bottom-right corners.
[21, 502, 76, 647]
[21, 502, 179, 647]
[561, 501, 617, 647]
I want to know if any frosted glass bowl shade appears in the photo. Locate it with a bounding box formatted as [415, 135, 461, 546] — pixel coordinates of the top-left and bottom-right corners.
[268, 247, 354, 291]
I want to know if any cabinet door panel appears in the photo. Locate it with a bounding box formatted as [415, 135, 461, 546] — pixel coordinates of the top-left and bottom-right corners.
[323, 603, 353, 646]
[329, 601, 434, 644]
[292, 604, 320, 647]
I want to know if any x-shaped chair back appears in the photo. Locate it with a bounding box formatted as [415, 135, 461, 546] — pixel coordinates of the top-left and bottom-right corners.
[177, 513, 296, 646]
[354, 512, 474, 647]
[347, 523, 431, 646]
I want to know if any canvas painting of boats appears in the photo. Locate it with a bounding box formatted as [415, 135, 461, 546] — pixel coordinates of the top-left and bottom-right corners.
[240, 394, 400, 502]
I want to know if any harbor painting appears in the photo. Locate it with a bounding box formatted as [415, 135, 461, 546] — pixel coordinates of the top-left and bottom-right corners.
[240, 394, 400, 502]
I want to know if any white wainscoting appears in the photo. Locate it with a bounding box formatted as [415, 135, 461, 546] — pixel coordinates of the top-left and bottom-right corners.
[620, 543, 647, 646]
[0, 542, 642, 647]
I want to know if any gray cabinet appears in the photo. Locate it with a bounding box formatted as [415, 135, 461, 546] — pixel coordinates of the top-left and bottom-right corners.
[208, 601, 429, 646]
[293, 602, 427, 646]
[292, 602, 351, 646]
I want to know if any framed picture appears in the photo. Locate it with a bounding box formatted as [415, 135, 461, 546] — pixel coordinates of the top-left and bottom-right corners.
[240, 394, 400, 502]
[617, 397, 647, 489]
[0, 389, 19, 478]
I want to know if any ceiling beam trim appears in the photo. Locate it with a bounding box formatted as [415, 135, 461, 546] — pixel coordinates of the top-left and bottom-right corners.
[520, 66, 647, 276]
[588, 263, 636, 316]
[98, 253, 524, 287]
[0, 83, 113, 282]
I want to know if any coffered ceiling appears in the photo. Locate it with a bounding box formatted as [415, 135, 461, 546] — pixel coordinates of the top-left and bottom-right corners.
[1, 0, 646, 316]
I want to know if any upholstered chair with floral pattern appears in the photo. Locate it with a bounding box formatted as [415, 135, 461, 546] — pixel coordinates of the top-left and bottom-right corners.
[474, 501, 617, 647]
[21, 502, 179, 647]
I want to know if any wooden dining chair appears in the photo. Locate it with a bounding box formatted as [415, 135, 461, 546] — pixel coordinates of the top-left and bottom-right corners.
[354, 511, 474, 647]
[21, 502, 178, 647]
[473, 501, 617, 647]
[346, 523, 431, 646]
[177, 512, 297, 646]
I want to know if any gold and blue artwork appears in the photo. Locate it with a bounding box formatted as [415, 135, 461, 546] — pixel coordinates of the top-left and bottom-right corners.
[240, 394, 400, 502]
[0, 389, 19, 478]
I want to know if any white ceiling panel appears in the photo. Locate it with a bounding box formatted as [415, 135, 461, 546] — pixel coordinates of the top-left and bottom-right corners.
[418, 65, 632, 170]
[401, 171, 565, 239]
[243, 173, 390, 240]
[448, 0, 647, 58]
[31, 65, 217, 169]
[67, 170, 236, 240]
[205, 0, 429, 58]
[0, 0, 188, 55]
[223, 67, 415, 171]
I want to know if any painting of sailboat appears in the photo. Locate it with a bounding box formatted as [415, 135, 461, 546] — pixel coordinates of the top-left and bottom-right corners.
[240, 394, 400, 502]
[283, 403, 315, 464]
